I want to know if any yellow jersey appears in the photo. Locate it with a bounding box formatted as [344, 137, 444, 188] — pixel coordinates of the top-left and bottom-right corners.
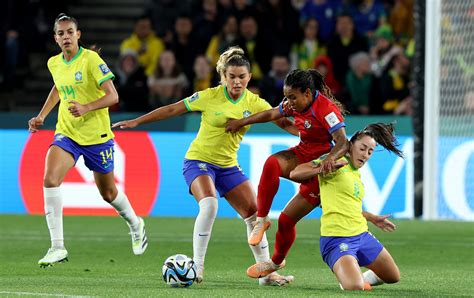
[47, 47, 115, 145]
[317, 156, 368, 236]
[183, 85, 271, 167]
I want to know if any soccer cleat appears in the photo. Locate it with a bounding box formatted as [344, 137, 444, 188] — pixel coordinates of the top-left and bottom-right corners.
[38, 248, 68, 268]
[195, 263, 204, 284]
[259, 271, 294, 286]
[247, 259, 286, 278]
[130, 217, 148, 255]
[364, 282, 373, 291]
[248, 217, 271, 246]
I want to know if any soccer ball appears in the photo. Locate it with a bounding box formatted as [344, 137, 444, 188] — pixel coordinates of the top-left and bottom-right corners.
[162, 254, 197, 287]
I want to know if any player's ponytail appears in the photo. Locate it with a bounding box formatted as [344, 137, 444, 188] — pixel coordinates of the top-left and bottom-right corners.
[307, 69, 346, 115]
[351, 123, 404, 158]
[216, 46, 250, 84]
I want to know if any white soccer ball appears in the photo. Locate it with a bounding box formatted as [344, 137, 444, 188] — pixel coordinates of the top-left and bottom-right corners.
[162, 254, 197, 287]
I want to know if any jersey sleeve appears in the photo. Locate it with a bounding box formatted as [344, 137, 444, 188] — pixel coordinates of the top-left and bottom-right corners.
[89, 52, 115, 86]
[183, 89, 210, 112]
[314, 97, 345, 135]
[278, 98, 295, 117]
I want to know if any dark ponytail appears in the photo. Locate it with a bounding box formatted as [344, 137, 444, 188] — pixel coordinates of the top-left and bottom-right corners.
[284, 69, 346, 114]
[350, 123, 404, 158]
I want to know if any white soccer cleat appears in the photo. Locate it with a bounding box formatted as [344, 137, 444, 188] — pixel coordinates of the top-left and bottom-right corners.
[38, 248, 68, 268]
[259, 271, 294, 286]
[130, 217, 148, 255]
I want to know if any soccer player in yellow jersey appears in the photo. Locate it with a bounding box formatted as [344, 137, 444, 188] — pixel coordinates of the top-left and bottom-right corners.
[113, 46, 296, 286]
[289, 123, 403, 291]
[28, 14, 148, 267]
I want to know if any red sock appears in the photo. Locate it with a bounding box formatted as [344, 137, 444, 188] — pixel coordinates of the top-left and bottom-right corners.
[257, 156, 282, 217]
[272, 213, 296, 265]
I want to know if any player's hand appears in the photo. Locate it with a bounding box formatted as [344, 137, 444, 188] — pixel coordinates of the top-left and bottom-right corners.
[68, 100, 90, 117]
[28, 116, 44, 133]
[370, 214, 396, 232]
[281, 98, 293, 115]
[225, 119, 243, 133]
[112, 119, 138, 129]
[314, 158, 348, 175]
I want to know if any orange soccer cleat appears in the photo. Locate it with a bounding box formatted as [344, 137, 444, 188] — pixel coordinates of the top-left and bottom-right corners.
[247, 259, 286, 278]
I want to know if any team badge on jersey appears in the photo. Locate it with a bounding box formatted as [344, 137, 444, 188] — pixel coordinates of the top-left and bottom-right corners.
[339, 243, 349, 252]
[189, 92, 199, 103]
[304, 119, 312, 129]
[243, 110, 251, 118]
[75, 71, 82, 81]
[324, 112, 340, 128]
[198, 163, 208, 171]
[99, 64, 110, 75]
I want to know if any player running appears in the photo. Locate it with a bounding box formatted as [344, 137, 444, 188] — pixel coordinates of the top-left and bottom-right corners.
[29, 13, 147, 267]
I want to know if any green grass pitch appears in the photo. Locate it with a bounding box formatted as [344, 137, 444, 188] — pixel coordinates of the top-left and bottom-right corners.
[0, 215, 473, 297]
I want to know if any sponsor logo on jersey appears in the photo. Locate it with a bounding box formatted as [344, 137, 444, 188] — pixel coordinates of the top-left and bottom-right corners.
[304, 119, 312, 129]
[75, 71, 82, 81]
[324, 112, 340, 127]
[99, 64, 110, 75]
[339, 243, 349, 252]
[189, 92, 199, 102]
[243, 110, 251, 118]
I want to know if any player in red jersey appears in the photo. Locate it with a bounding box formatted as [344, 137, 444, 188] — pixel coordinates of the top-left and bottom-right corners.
[225, 68, 350, 269]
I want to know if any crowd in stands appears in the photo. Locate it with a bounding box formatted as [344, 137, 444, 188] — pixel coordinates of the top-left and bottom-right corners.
[1, 0, 415, 115]
[117, 0, 414, 115]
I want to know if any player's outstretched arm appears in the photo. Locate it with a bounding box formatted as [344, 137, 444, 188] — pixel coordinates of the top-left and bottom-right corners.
[28, 85, 60, 133]
[112, 100, 188, 129]
[225, 107, 282, 133]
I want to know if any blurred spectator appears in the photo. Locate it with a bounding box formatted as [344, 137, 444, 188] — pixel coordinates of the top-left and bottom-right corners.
[193, 0, 220, 54]
[237, 15, 274, 83]
[346, 51, 374, 114]
[350, 0, 387, 38]
[206, 15, 239, 67]
[115, 50, 150, 112]
[233, 0, 258, 22]
[328, 13, 369, 84]
[388, 0, 414, 45]
[290, 18, 327, 70]
[314, 55, 341, 95]
[192, 55, 217, 93]
[256, 0, 300, 54]
[120, 16, 165, 76]
[148, 50, 189, 108]
[146, 0, 192, 42]
[369, 25, 400, 78]
[169, 14, 199, 82]
[259, 54, 291, 106]
[299, 0, 344, 43]
[379, 51, 412, 115]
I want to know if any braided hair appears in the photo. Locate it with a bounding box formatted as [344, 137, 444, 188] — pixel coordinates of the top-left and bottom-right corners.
[284, 69, 347, 114]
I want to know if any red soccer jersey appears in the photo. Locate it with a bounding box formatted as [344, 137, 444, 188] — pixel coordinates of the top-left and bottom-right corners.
[278, 91, 345, 162]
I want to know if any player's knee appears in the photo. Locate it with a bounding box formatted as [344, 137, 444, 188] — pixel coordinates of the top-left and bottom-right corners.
[263, 155, 282, 173]
[100, 188, 118, 202]
[278, 213, 296, 232]
[43, 175, 61, 188]
[384, 269, 400, 284]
